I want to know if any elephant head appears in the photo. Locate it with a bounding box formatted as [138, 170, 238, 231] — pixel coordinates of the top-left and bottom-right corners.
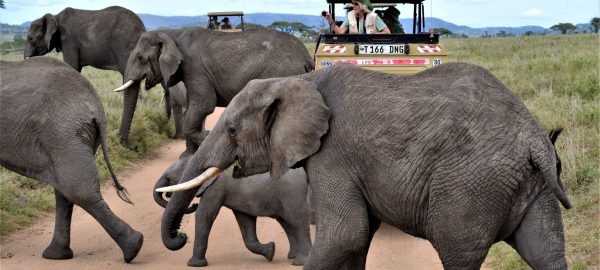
[115, 31, 183, 92]
[157, 78, 329, 250]
[24, 14, 61, 58]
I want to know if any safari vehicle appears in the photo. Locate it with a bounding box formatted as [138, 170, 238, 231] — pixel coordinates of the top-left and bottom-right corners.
[207, 11, 245, 32]
[315, 0, 447, 74]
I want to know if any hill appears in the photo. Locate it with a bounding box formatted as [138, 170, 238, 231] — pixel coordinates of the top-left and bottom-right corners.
[9, 13, 596, 37]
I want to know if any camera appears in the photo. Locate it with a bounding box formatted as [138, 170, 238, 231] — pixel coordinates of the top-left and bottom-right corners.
[321, 10, 328, 16]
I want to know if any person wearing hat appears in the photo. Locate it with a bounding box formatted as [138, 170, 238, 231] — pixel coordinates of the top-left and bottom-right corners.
[382, 6, 405, 34]
[219, 17, 234, 30]
[323, 0, 390, 34]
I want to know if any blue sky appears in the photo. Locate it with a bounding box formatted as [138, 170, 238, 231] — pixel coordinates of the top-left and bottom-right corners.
[1, 0, 598, 28]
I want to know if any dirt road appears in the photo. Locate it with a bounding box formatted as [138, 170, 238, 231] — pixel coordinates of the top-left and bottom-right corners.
[1, 108, 445, 270]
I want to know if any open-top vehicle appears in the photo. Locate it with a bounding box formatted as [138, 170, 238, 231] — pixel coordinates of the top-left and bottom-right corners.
[315, 0, 447, 74]
[207, 11, 245, 32]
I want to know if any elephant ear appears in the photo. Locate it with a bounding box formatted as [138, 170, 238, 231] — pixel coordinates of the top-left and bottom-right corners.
[264, 78, 330, 180]
[157, 32, 183, 86]
[42, 14, 58, 51]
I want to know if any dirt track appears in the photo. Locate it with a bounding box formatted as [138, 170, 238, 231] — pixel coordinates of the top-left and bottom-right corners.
[1, 108, 446, 270]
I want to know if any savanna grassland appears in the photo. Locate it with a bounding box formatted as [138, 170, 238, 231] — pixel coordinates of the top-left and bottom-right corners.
[1, 34, 599, 269]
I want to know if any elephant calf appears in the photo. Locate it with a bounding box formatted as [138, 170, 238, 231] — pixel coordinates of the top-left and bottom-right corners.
[154, 157, 311, 267]
[0, 57, 143, 263]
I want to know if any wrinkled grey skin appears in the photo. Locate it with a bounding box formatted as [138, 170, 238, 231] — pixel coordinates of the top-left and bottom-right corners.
[154, 157, 311, 267]
[122, 27, 314, 157]
[161, 63, 571, 269]
[166, 82, 187, 139]
[0, 57, 143, 263]
[24, 6, 147, 150]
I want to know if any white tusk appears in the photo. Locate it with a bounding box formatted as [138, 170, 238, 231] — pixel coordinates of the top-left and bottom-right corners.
[114, 80, 134, 92]
[155, 167, 224, 193]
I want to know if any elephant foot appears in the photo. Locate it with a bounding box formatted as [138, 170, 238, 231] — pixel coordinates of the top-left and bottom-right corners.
[119, 138, 139, 152]
[291, 254, 307, 266]
[120, 231, 144, 263]
[263, 242, 276, 262]
[42, 244, 73, 260]
[187, 257, 208, 267]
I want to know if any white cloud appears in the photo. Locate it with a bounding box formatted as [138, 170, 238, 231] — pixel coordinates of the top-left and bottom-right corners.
[523, 8, 543, 17]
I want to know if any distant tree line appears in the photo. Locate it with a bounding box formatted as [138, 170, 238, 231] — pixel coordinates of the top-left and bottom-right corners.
[267, 21, 320, 42]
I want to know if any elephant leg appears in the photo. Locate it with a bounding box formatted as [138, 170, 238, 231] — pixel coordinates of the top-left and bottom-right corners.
[234, 210, 276, 262]
[426, 199, 500, 269]
[188, 193, 223, 267]
[180, 91, 216, 158]
[62, 50, 82, 72]
[304, 176, 373, 270]
[55, 150, 143, 263]
[339, 213, 381, 269]
[42, 189, 74, 260]
[118, 81, 141, 151]
[505, 188, 567, 270]
[163, 86, 172, 120]
[79, 198, 144, 263]
[172, 100, 185, 139]
[276, 217, 311, 265]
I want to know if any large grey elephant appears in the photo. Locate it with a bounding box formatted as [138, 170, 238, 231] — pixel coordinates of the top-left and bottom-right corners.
[0, 57, 143, 263]
[24, 6, 150, 150]
[154, 157, 311, 267]
[157, 63, 571, 269]
[115, 27, 314, 156]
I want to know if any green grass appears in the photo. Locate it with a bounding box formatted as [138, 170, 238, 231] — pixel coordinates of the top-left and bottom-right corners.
[1, 35, 598, 268]
[442, 34, 599, 269]
[0, 52, 175, 240]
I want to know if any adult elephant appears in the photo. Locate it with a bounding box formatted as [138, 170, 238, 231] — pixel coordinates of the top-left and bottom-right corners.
[157, 63, 571, 269]
[114, 27, 314, 157]
[0, 57, 143, 263]
[24, 6, 149, 150]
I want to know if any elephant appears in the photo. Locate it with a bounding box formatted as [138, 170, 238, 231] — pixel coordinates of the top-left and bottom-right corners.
[156, 62, 572, 269]
[114, 27, 314, 157]
[0, 57, 143, 263]
[23, 6, 153, 150]
[153, 157, 311, 267]
[165, 82, 187, 139]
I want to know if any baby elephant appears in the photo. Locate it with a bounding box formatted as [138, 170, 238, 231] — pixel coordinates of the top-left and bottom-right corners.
[0, 57, 143, 262]
[154, 157, 311, 267]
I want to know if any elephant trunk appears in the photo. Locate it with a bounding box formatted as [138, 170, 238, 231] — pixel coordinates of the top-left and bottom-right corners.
[118, 82, 140, 147]
[153, 175, 171, 208]
[161, 188, 198, 251]
[153, 175, 198, 214]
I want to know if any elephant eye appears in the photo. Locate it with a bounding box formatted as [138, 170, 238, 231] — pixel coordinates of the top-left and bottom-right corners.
[136, 54, 143, 60]
[228, 127, 237, 138]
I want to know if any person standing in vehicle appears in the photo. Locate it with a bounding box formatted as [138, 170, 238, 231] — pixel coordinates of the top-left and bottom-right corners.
[206, 16, 218, 31]
[323, 0, 390, 34]
[382, 6, 404, 34]
[219, 17, 234, 30]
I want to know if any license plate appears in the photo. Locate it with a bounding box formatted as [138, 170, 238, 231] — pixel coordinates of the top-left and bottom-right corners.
[358, 44, 405, 54]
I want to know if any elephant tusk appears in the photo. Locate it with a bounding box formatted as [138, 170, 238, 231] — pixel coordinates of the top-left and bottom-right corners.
[114, 80, 134, 92]
[155, 167, 224, 192]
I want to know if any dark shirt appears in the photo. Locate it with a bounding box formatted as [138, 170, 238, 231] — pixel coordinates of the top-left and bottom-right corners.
[387, 22, 405, 34]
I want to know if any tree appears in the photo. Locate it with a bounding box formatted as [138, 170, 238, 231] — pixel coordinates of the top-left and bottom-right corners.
[435, 28, 453, 36]
[0, 0, 5, 9]
[590, 17, 600, 33]
[268, 21, 313, 37]
[550, 23, 577, 34]
[523, 31, 534, 36]
[244, 22, 264, 29]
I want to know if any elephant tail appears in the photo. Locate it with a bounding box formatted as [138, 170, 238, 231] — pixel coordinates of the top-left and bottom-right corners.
[95, 119, 133, 204]
[530, 128, 571, 209]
